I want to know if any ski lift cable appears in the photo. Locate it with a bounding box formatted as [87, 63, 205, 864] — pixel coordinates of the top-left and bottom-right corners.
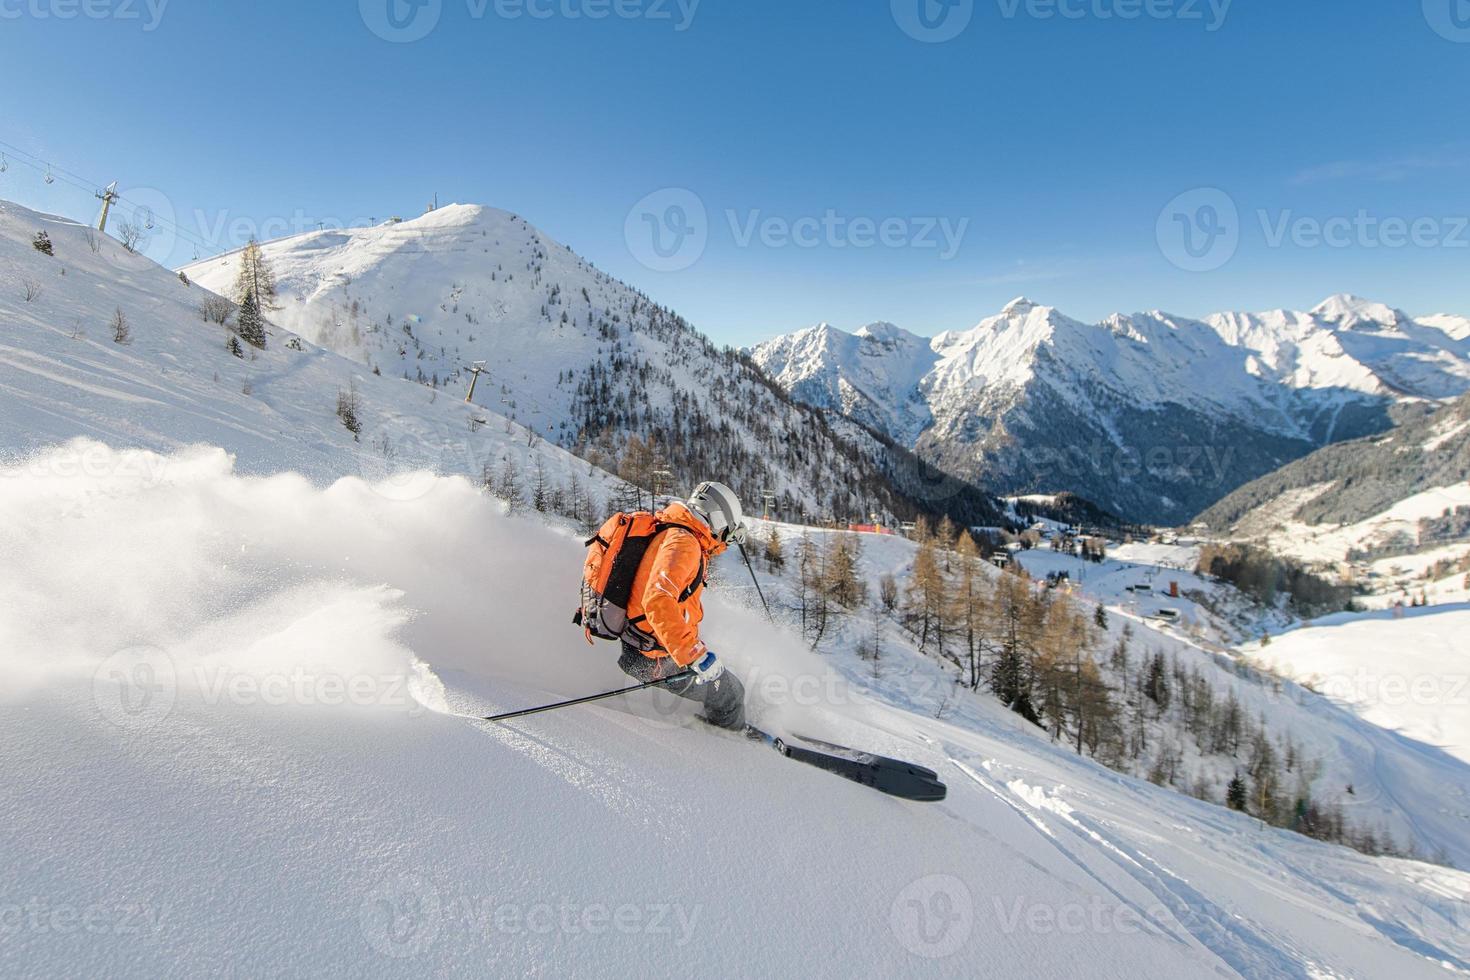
[0, 145, 221, 257]
[0, 135, 278, 261]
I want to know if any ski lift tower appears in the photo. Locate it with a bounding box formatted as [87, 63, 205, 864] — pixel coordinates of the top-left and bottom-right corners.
[464, 361, 488, 404]
[758, 488, 778, 521]
[95, 182, 119, 233]
[652, 468, 676, 504]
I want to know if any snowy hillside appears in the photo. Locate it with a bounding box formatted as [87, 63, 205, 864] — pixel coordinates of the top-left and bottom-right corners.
[181, 205, 1002, 528]
[0, 200, 628, 510]
[1198, 393, 1470, 601]
[753, 295, 1470, 525]
[1243, 604, 1470, 770]
[800, 522, 1470, 867]
[3, 442, 1469, 977]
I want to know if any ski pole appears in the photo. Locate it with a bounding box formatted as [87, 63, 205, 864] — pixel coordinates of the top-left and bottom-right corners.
[483, 671, 694, 723]
[738, 542, 775, 624]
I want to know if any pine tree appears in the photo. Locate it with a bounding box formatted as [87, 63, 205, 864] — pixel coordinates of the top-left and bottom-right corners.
[990, 572, 1041, 725]
[237, 290, 267, 349]
[227, 334, 244, 358]
[336, 383, 362, 439]
[32, 230, 53, 256]
[1143, 652, 1171, 712]
[1094, 604, 1108, 630]
[1226, 772, 1248, 811]
[530, 457, 550, 512]
[234, 239, 278, 309]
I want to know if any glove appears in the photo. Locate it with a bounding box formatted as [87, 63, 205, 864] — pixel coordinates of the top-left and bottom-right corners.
[689, 648, 725, 685]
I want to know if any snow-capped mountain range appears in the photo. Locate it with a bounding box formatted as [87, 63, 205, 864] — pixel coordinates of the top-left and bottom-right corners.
[752, 296, 1470, 525]
[7, 195, 1470, 977]
[182, 204, 1001, 527]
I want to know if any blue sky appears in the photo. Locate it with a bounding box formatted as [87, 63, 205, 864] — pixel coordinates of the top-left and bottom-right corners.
[2, 0, 1469, 346]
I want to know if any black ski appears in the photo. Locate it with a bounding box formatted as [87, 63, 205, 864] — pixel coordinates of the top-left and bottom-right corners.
[745, 726, 947, 802]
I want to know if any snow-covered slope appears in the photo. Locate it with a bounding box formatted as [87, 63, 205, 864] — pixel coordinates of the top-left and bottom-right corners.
[1197, 392, 1470, 588]
[3, 442, 1469, 977]
[180, 205, 1001, 528]
[0, 200, 623, 505]
[753, 295, 1470, 525]
[746, 519, 1470, 870]
[1243, 604, 1470, 769]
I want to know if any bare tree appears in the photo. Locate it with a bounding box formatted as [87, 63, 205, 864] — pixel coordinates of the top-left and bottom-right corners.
[200, 295, 234, 325]
[117, 220, 144, 253]
[110, 308, 131, 345]
[21, 278, 43, 303]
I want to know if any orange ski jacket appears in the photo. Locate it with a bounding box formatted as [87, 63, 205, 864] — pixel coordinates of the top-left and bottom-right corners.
[623, 502, 726, 667]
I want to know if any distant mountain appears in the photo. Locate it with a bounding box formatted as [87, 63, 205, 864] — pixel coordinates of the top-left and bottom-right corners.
[183, 205, 1002, 527]
[753, 295, 1470, 525]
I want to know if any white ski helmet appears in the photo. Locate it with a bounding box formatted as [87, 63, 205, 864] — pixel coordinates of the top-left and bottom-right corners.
[688, 481, 747, 546]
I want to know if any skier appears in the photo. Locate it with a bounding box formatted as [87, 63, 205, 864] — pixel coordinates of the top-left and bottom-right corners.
[578, 481, 748, 730]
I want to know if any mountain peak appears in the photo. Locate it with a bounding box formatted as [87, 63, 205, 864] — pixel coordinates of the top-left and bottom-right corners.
[1002, 296, 1037, 315]
[1312, 294, 1404, 327]
[855, 321, 911, 344]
